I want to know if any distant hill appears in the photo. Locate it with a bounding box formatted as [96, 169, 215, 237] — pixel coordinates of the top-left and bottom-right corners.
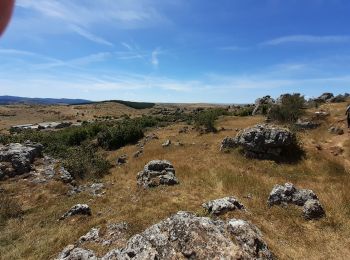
[0, 96, 92, 105]
[77, 100, 155, 109]
[102, 100, 155, 109]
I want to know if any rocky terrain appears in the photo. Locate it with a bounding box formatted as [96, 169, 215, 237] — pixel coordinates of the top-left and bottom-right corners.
[0, 93, 349, 259]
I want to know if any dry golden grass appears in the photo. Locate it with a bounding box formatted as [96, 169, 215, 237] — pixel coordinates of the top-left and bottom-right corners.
[0, 102, 149, 132]
[1, 105, 350, 259]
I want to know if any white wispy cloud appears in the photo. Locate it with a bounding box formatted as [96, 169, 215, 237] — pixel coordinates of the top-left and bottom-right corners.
[70, 25, 113, 47]
[15, 0, 173, 46]
[262, 35, 350, 45]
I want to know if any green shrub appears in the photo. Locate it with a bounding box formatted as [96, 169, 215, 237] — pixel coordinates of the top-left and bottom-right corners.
[268, 93, 305, 123]
[97, 121, 144, 150]
[194, 108, 228, 132]
[62, 143, 111, 179]
[233, 106, 254, 117]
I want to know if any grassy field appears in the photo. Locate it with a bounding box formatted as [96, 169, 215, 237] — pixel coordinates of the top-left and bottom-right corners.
[0, 102, 349, 259]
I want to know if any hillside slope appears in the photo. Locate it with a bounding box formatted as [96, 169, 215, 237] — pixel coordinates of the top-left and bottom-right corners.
[0, 101, 349, 259]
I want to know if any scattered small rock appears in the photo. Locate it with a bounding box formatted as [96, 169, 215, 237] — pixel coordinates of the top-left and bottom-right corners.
[116, 154, 127, 165]
[295, 120, 320, 130]
[328, 126, 344, 135]
[137, 160, 179, 188]
[133, 150, 143, 158]
[60, 204, 91, 220]
[162, 139, 171, 147]
[202, 196, 245, 215]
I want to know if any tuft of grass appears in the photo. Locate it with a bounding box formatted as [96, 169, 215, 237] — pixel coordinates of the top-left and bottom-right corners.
[0, 190, 23, 226]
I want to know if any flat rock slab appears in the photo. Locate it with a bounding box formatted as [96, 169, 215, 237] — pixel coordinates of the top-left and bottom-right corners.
[202, 196, 245, 215]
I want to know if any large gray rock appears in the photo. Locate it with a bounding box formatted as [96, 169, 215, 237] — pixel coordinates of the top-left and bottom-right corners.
[252, 96, 275, 115]
[221, 124, 297, 160]
[137, 160, 179, 188]
[302, 199, 326, 220]
[267, 183, 318, 206]
[202, 196, 245, 215]
[0, 142, 43, 177]
[60, 204, 91, 220]
[316, 92, 334, 102]
[102, 211, 274, 259]
[268, 183, 325, 220]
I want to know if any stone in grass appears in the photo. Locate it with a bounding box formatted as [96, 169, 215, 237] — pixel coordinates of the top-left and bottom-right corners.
[302, 199, 326, 220]
[202, 196, 245, 215]
[137, 160, 179, 188]
[59, 204, 91, 220]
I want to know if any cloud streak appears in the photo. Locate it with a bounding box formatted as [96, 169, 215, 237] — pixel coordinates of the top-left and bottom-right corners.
[70, 25, 113, 47]
[262, 35, 350, 45]
[15, 0, 173, 46]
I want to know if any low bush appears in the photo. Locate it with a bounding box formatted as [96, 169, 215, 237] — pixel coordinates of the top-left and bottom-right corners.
[233, 106, 254, 117]
[268, 93, 305, 123]
[62, 143, 111, 179]
[97, 121, 144, 150]
[194, 108, 228, 132]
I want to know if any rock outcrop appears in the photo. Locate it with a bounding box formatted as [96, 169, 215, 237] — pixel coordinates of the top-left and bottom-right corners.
[202, 196, 245, 215]
[316, 92, 334, 103]
[0, 142, 43, 178]
[221, 124, 298, 160]
[60, 204, 91, 220]
[103, 211, 273, 259]
[137, 160, 179, 188]
[268, 183, 325, 220]
[252, 96, 275, 115]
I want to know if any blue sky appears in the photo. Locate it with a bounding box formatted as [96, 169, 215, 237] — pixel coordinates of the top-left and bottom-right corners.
[0, 0, 350, 103]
